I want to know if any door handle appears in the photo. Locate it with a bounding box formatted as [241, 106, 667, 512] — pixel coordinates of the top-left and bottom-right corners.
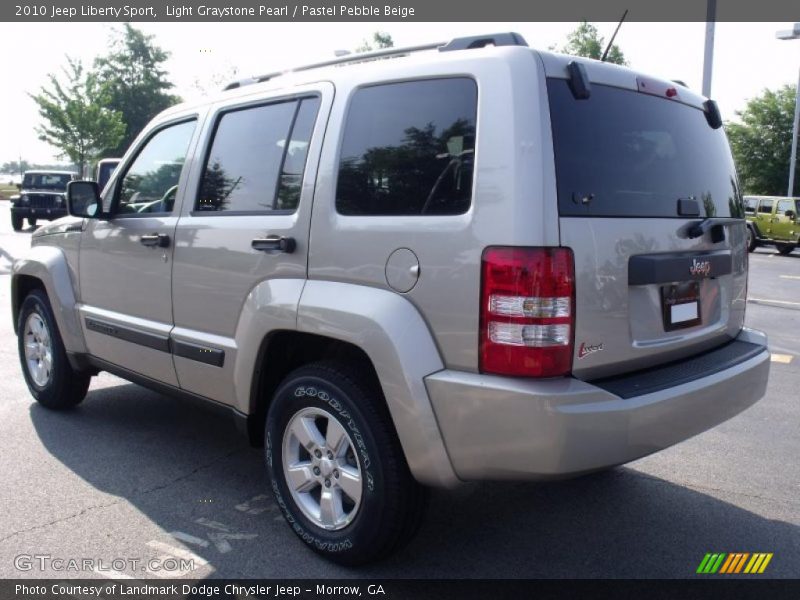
[251, 235, 296, 253]
[140, 233, 170, 248]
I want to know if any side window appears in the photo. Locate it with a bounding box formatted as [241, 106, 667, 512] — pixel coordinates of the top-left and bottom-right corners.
[276, 98, 320, 210]
[336, 78, 478, 216]
[744, 198, 757, 214]
[777, 199, 793, 215]
[116, 120, 196, 215]
[196, 97, 319, 214]
[758, 199, 773, 214]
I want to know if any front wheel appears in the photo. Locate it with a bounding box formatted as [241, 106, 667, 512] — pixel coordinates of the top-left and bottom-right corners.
[777, 243, 796, 256]
[17, 289, 91, 409]
[265, 362, 427, 565]
[11, 213, 23, 231]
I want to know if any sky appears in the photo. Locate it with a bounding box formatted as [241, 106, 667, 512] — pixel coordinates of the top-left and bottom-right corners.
[0, 21, 798, 165]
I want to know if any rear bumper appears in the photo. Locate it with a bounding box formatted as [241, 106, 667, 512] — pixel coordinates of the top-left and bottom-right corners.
[426, 328, 769, 481]
[11, 205, 67, 220]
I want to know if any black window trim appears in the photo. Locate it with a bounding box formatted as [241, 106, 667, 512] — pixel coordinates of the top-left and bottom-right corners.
[334, 75, 479, 218]
[190, 93, 321, 218]
[108, 115, 199, 219]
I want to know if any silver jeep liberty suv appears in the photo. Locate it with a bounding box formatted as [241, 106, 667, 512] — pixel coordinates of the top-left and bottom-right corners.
[12, 33, 770, 565]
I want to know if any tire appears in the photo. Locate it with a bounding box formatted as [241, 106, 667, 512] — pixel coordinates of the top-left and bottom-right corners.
[11, 213, 23, 231]
[27, 217, 37, 228]
[265, 362, 427, 565]
[746, 227, 757, 252]
[777, 244, 796, 256]
[17, 289, 91, 410]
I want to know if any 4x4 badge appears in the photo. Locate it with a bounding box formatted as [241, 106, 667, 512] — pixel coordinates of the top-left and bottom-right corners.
[690, 258, 712, 277]
[578, 342, 604, 359]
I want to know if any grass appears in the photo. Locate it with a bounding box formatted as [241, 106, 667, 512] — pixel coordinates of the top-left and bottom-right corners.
[0, 183, 19, 200]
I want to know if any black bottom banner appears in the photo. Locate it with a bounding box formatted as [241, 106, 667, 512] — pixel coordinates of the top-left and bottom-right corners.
[3, 579, 800, 600]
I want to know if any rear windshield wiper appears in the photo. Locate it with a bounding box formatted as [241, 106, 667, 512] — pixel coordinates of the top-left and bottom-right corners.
[687, 217, 731, 242]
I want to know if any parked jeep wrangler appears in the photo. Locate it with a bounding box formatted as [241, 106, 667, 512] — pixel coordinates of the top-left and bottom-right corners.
[12, 34, 770, 565]
[10, 170, 76, 231]
[744, 195, 800, 254]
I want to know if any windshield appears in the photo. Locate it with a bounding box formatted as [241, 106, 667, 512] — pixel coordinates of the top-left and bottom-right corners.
[547, 79, 744, 219]
[22, 173, 72, 191]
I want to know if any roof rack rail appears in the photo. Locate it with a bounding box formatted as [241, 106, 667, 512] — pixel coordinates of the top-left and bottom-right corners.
[223, 32, 528, 91]
[224, 42, 443, 90]
[439, 32, 528, 52]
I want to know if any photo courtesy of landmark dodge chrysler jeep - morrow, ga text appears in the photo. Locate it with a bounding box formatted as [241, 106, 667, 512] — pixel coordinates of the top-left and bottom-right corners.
[11, 33, 770, 565]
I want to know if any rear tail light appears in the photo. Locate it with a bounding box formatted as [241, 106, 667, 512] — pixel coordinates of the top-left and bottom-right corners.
[480, 247, 575, 377]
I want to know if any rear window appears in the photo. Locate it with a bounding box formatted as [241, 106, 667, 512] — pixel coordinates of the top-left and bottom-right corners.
[23, 173, 72, 190]
[548, 79, 744, 219]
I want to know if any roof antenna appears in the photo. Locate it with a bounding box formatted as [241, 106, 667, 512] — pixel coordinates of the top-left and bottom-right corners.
[601, 9, 628, 62]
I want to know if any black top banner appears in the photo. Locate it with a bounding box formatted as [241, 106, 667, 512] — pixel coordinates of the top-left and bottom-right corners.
[2, 0, 799, 22]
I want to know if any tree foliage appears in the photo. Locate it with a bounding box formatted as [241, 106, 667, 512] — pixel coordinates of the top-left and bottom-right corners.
[192, 64, 239, 97]
[558, 21, 627, 65]
[0, 160, 31, 173]
[29, 57, 125, 176]
[356, 31, 394, 53]
[727, 85, 800, 196]
[94, 24, 181, 155]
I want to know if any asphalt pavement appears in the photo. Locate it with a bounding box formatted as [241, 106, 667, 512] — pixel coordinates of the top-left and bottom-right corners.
[0, 202, 797, 579]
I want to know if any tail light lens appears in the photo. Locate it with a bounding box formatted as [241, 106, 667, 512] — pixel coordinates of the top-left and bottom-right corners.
[480, 247, 575, 377]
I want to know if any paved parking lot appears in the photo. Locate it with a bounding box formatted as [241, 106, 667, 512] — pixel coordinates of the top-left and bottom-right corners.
[0, 201, 797, 579]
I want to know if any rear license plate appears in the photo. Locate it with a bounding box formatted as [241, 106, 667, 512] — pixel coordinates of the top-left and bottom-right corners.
[661, 281, 701, 331]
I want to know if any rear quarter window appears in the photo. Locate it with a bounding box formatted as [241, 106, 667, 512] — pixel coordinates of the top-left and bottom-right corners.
[336, 78, 477, 216]
[777, 199, 794, 215]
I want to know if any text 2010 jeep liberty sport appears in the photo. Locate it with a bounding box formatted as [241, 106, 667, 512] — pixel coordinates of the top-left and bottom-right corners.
[12, 33, 770, 565]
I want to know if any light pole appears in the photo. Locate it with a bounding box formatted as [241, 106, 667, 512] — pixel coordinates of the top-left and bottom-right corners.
[702, 0, 716, 98]
[777, 23, 800, 198]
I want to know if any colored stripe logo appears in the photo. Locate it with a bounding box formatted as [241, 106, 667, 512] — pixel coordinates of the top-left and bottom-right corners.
[696, 553, 773, 574]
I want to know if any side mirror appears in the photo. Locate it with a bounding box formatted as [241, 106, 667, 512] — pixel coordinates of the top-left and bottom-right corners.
[785, 210, 796, 219]
[66, 180, 102, 218]
[15, 183, 22, 190]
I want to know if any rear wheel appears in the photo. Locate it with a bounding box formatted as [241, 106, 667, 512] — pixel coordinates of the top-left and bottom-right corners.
[746, 227, 757, 252]
[777, 243, 796, 256]
[27, 217, 37, 228]
[11, 213, 23, 231]
[265, 362, 427, 565]
[17, 289, 91, 409]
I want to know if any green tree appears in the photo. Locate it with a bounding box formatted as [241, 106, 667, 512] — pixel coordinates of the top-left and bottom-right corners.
[727, 85, 799, 196]
[95, 24, 181, 155]
[1, 160, 31, 173]
[356, 31, 394, 53]
[29, 57, 125, 177]
[558, 21, 627, 65]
